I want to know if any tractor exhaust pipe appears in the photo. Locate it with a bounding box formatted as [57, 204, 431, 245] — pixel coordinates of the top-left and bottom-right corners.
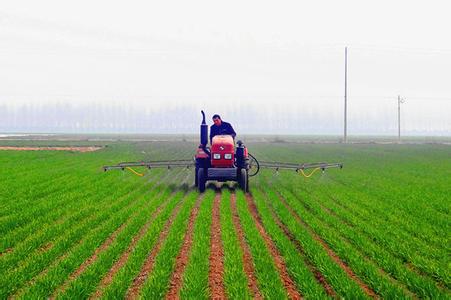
[200, 110, 208, 146]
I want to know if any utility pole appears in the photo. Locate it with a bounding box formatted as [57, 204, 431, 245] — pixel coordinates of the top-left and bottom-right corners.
[344, 47, 348, 143]
[397, 95, 404, 143]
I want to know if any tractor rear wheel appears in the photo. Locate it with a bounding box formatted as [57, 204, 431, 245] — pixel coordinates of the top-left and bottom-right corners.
[239, 168, 248, 192]
[198, 168, 206, 193]
[194, 167, 199, 187]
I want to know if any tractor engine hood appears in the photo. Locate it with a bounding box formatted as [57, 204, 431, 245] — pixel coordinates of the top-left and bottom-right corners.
[210, 135, 235, 167]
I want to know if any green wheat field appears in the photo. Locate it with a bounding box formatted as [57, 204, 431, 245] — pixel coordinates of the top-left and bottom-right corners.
[1, 137, 449, 299]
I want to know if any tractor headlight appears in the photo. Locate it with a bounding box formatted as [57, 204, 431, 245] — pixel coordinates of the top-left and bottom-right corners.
[224, 153, 232, 159]
[213, 153, 221, 159]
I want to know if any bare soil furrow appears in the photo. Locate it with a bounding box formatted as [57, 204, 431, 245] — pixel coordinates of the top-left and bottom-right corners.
[166, 194, 204, 299]
[276, 192, 378, 299]
[230, 192, 263, 299]
[3, 172, 159, 276]
[0, 248, 13, 257]
[92, 200, 168, 299]
[13, 174, 170, 299]
[209, 191, 226, 300]
[38, 243, 53, 253]
[263, 194, 336, 297]
[92, 173, 188, 299]
[50, 221, 128, 299]
[321, 195, 439, 285]
[125, 193, 187, 299]
[245, 193, 302, 300]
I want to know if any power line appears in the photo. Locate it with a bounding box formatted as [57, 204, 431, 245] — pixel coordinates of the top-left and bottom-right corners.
[0, 94, 450, 101]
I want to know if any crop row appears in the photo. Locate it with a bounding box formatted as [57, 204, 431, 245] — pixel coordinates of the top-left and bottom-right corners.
[1, 142, 448, 299]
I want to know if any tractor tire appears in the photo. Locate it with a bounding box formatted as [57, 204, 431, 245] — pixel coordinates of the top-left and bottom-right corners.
[194, 167, 199, 187]
[239, 168, 248, 192]
[198, 168, 206, 193]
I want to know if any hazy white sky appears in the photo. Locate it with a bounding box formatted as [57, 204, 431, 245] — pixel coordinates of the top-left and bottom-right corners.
[0, 0, 450, 134]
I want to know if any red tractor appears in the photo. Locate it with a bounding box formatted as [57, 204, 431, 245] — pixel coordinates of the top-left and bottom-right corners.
[103, 111, 343, 192]
[194, 111, 251, 192]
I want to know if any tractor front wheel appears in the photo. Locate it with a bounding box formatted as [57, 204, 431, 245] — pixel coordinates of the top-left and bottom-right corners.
[239, 168, 248, 192]
[198, 168, 206, 193]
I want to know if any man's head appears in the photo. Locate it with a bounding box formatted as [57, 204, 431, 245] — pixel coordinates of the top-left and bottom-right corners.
[212, 114, 222, 126]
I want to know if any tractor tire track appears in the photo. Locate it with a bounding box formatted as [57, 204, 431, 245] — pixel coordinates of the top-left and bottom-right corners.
[125, 190, 188, 299]
[208, 191, 226, 299]
[245, 193, 302, 300]
[276, 192, 378, 299]
[230, 192, 263, 299]
[165, 194, 205, 299]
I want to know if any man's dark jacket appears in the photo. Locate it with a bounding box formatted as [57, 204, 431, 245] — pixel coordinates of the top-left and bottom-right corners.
[210, 121, 236, 143]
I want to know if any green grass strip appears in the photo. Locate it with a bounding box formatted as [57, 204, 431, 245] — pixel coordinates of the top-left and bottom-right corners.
[277, 186, 445, 298]
[312, 188, 448, 286]
[0, 175, 149, 274]
[0, 179, 147, 298]
[139, 191, 200, 298]
[217, 188, 252, 299]
[0, 168, 176, 298]
[234, 190, 288, 299]
[178, 190, 215, 299]
[259, 187, 368, 299]
[18, 171, 180, 299]
[100, 191, 196, 299]
[292, 174, 448, 284]
[251, 188, 333, 299]
[1, 170, 161, 256]
[261, 172, 408, 299]
[56, 189, 188, 299]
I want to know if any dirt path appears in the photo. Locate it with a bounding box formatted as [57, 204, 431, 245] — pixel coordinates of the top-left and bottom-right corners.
[230, 192, 263, 299]
[165, 194, 204, 299]
[0, 146, 102, 152]
[208, 192, 226, 299]
[276, 192, 378, 298]
[245, 194, 302, 300]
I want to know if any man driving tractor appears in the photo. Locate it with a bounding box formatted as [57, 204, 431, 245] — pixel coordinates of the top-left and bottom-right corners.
[210, 114, 236, 144]
[103, 110, 343, 193]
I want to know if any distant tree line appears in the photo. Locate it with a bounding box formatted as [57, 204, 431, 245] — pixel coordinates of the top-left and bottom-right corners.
[0, 102, 449, 135]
